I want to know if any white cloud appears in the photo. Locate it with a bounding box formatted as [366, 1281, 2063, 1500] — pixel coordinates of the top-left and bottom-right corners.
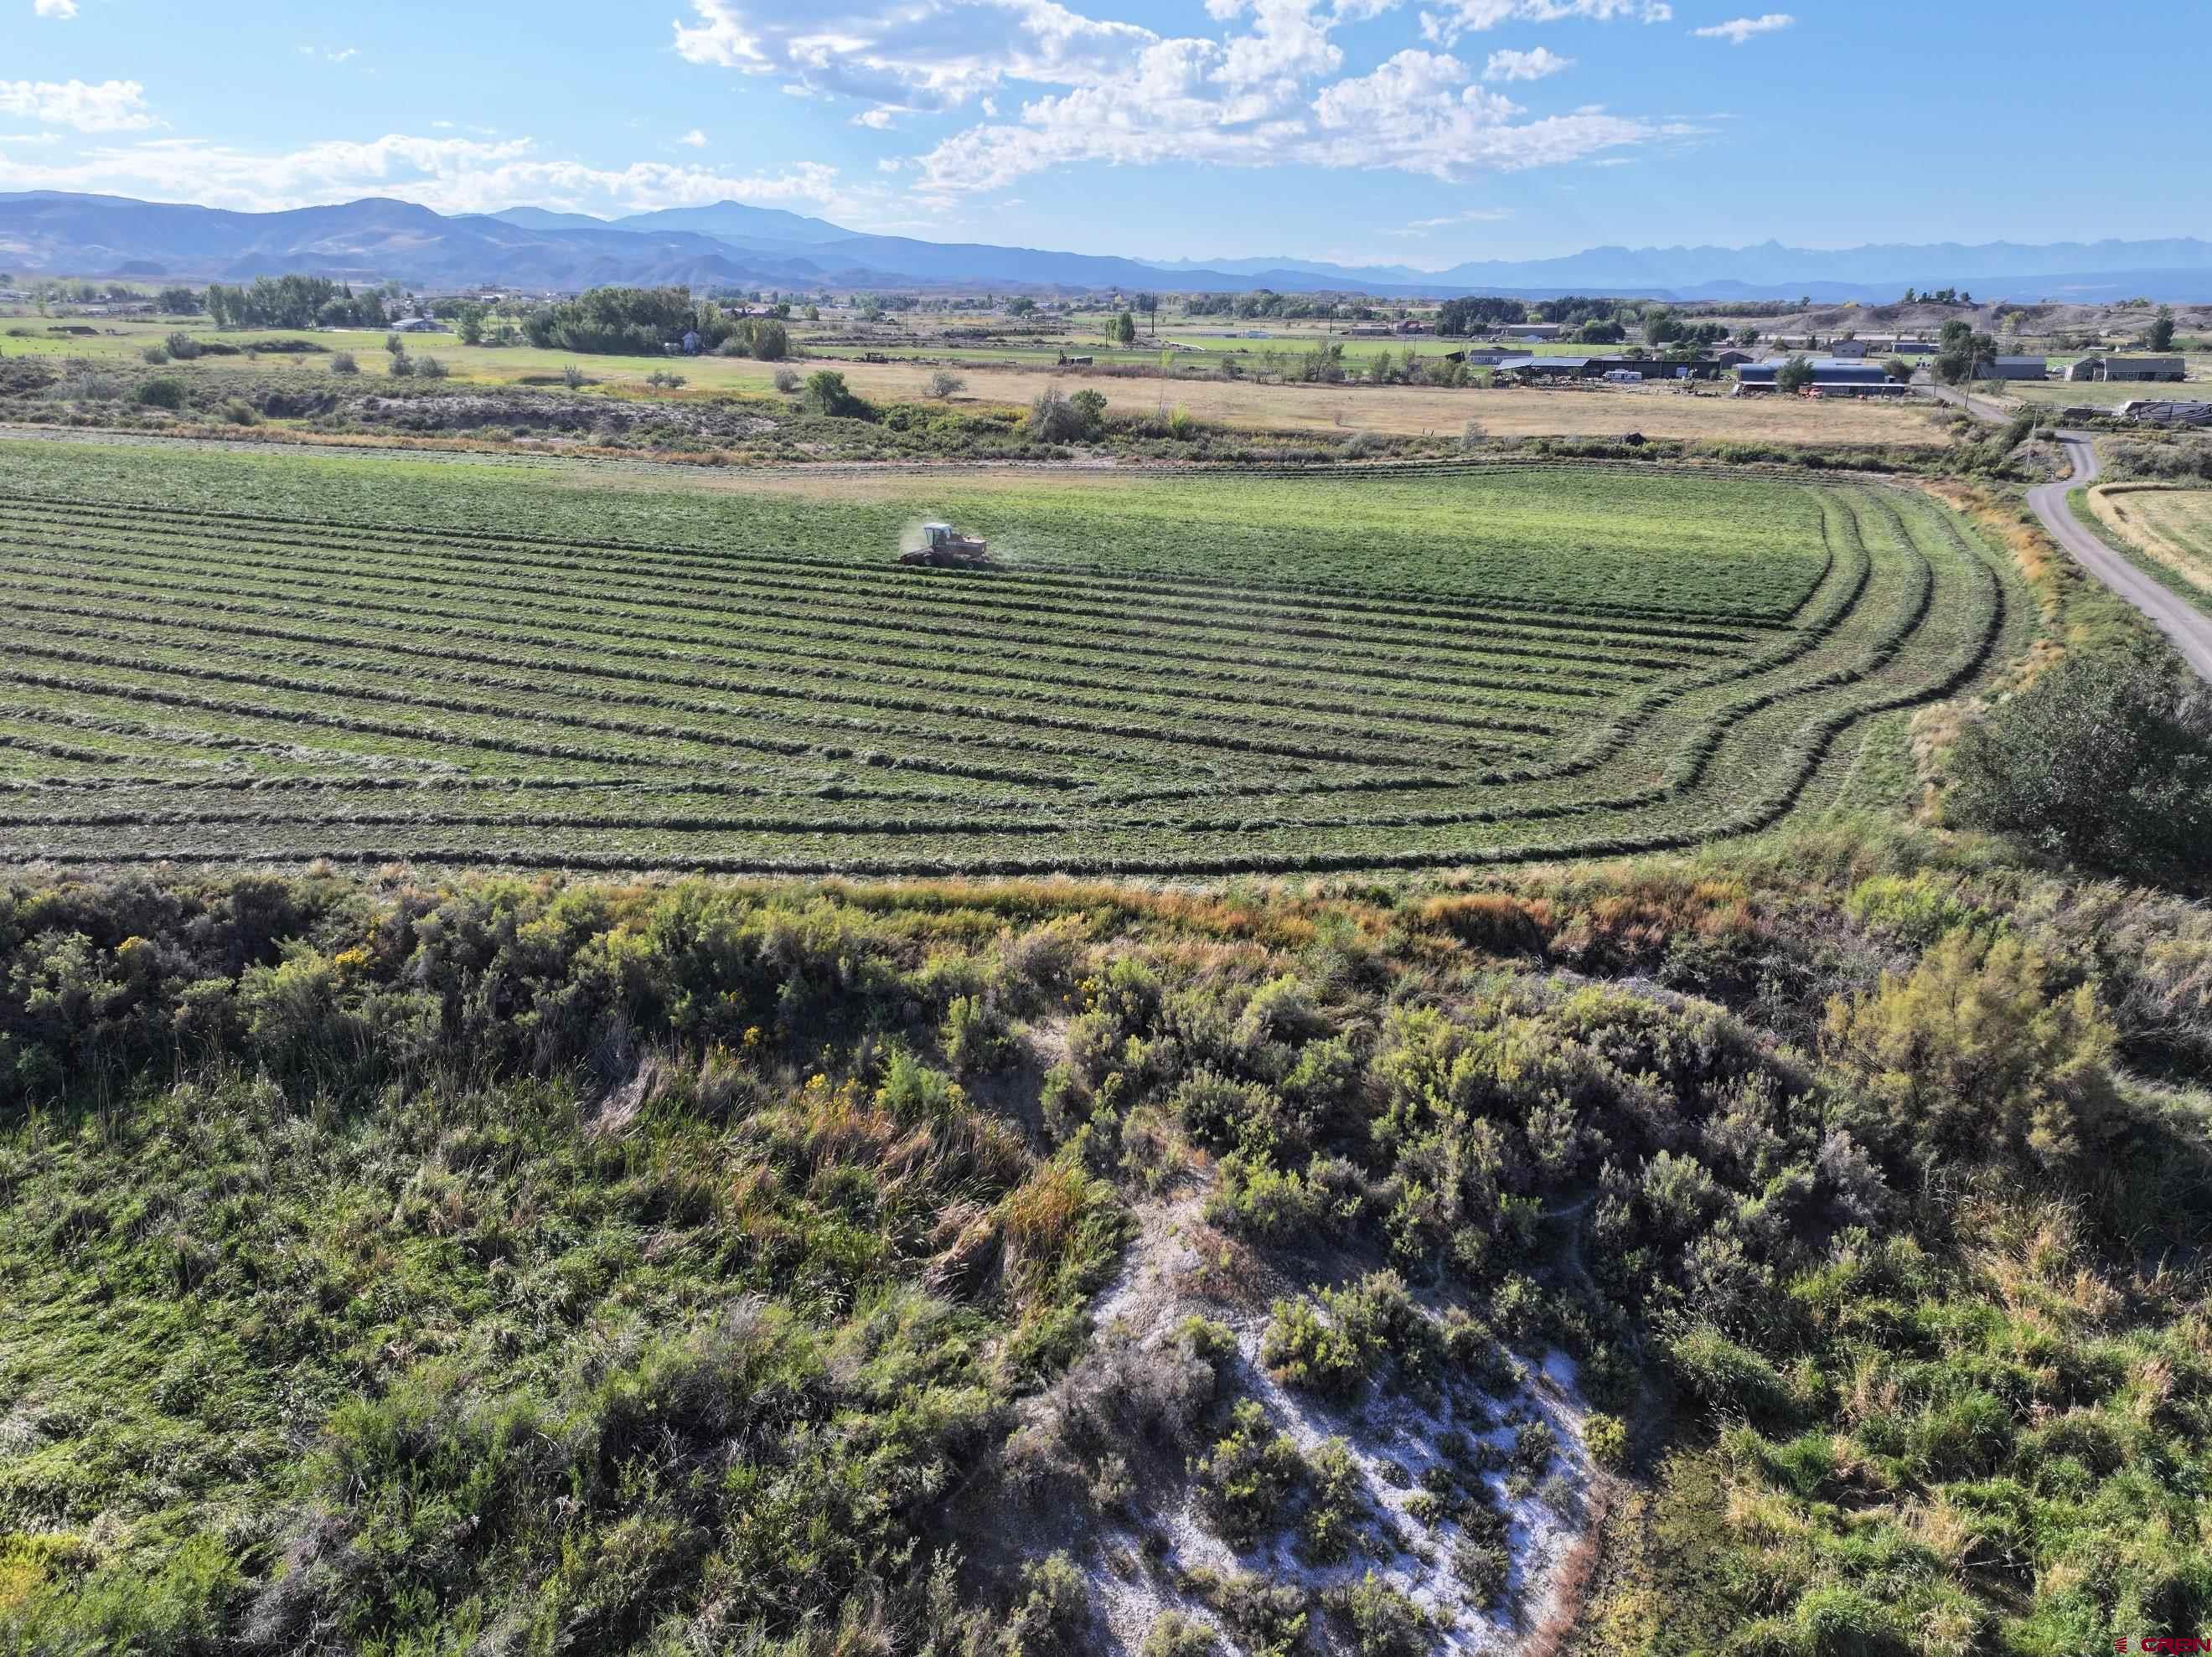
[33, 0, 79, 18]
[0, 79, 153, 132]
[0, 131, 855, 219]
[327, 46, 359, 63]
[907, 38, 1653, 198]
[679, 126, 708, 146]
[1482, 45, 1572, 80]
[1215, 0, 1343, 89]
[673, 0, 1154, 116]
[671, 0, 1667, 201]
[1419, 0, 1668, 47]
[1692, 11, 1791, 42]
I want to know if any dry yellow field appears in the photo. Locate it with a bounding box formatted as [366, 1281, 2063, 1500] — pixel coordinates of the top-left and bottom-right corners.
[904, 367, 1953, 446]
[2088, 484, 2212, 594]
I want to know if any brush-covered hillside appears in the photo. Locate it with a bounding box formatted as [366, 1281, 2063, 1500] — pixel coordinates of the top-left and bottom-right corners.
[2, 815, 2209, 1654]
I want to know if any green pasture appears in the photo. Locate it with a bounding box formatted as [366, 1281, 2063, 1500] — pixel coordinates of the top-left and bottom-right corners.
[0, 434, 2032, 875]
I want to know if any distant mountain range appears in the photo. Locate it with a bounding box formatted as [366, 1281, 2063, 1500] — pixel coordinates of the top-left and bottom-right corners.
[4, 190, 2210, 302]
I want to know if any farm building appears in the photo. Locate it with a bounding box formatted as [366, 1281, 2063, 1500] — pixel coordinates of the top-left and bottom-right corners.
[1512, 355, 1595, 380]
[1734, 359, 1905, 395]
[389, 317, 448, 333]
[1980, 356, 2049, 381]
[2068, 355, 2186, 382]
[1510, 354, 1724, 383]
[1827, 339, 1872, 358]
[2114, 400, 2212, 426]
[1342, 323, 1393, 338]
[1494, 323, 1564, 340]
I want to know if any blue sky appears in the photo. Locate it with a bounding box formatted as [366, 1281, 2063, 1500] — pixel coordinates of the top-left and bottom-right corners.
[3, 0, 2204, 267]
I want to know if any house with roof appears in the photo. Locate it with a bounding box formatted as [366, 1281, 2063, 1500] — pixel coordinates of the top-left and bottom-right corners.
[2068, 355, 2186, 383]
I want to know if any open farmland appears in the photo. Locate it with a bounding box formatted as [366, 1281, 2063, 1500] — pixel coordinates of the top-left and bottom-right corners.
[3, 317, 1952, 447]
[0, 434, 2028, 875]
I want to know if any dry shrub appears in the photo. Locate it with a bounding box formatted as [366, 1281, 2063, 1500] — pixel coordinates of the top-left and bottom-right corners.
[922, 1199, 1002, 1299]
[1548, 874, 1759, 975]
[1005, 1321, 1222, 1498]
[998, 1158, 1114, 1306]
[1415, 891, 1553, 957]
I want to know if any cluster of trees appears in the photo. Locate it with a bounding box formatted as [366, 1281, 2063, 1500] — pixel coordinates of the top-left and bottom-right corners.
[1530, 295, 1622, 326]
[201, 276, 396, 331]
[1935, 316, 2002, 384]
[1029, 383, 1109, 441]
[1900, 286, 1975, 304]
[1183, 289, 1357, 320]
[1639, 306, 1729, 352]
[520, 286, 709, 354]
[514, 287, 794, 359]
[799, 369, 872, 419]
[1435, 296, 1528, 336]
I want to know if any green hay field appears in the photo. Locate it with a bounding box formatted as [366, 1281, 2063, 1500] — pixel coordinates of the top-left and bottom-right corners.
[0, 436, 2032, 874]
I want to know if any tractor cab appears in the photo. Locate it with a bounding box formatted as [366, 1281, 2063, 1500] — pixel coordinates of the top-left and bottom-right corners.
[900, 523, 994, 568]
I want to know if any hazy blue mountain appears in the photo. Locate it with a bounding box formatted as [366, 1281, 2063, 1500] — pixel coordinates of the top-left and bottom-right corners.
[1427, 238, 2212, 292]
[1149, 254, 1434, 283]
[0, 192, 911, 289]
[612, 201, 853, 245]
[5, 191, 2210, 300]
[488, 206, 612, 232]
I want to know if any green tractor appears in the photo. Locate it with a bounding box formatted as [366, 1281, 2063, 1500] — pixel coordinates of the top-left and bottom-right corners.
[900, 522, 993, 568]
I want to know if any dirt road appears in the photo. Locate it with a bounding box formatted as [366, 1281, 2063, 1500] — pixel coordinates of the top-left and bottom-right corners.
[2026, 433, 2212, 684]
[1927, 381, 2019, 423]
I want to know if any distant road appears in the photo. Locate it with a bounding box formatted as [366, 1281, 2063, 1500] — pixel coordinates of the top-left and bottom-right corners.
[2025, 433, 2212, 684]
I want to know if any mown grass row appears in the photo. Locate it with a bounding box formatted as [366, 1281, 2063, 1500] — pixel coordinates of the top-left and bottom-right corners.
[0, 527, 1656, 720]
[0, 498, 1779, 651]
[0, 471, 1828, 623]
[0, 511, 1728, 692]
[0, 581, 1574, 756]
[0, 538, 1623, 732]
[0, 473, 2019, 873]
[0, 511, 1831, 813]
[0, 537, 1972, 867]
[1061, 486, 1884, 815]
[0, 660, 1093, 792]
[0, 605, 1513, 779]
